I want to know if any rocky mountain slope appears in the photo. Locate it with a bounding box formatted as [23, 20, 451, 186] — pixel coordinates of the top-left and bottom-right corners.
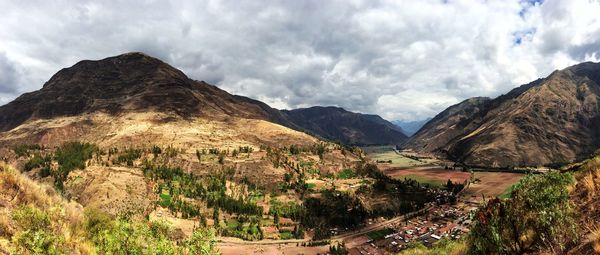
[282, 106, 408, 145]
[0, 52, 315, 148]
[0, 52, 401, 147]
[404, 62, 600, 167]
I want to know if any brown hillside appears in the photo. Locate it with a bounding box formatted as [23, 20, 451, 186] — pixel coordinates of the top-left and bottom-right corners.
[405, 62, 600, 167]
[0, 53, 315, 148]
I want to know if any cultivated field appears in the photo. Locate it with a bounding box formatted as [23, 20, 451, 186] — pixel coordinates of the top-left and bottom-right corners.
[383, 167, 525, 198]
[464, 172, 525, 198]
[384, 167, 471, 187]
[362, 146, 433, 169]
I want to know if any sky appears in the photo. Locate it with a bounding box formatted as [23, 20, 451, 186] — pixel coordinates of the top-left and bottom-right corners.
[1, 0, 599, 121]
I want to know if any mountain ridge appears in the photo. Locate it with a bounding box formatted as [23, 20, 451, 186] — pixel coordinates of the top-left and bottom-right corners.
[404, 61, 600, 167]
[0, 52, 401, 147]
[282, 106, 408, 145]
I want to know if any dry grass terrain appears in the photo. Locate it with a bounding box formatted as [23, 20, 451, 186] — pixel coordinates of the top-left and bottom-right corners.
[0, 111, 317, 150]
[64, 166, 153, 216]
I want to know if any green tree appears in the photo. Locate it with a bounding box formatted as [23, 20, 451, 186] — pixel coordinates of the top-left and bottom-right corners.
[468, 172, 577, 254]
[184, 228, 220, 255]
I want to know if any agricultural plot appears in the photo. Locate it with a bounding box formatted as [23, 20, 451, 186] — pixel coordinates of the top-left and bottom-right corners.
[362, 146, 430, 169]
[464, 172, 525, 199]
[384, 167, 525, 199]
[384, 167, 471, 187]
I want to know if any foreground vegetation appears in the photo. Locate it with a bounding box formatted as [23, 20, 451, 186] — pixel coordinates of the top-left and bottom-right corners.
[0, 165, 220, 255]
[401, 171, 577, 255]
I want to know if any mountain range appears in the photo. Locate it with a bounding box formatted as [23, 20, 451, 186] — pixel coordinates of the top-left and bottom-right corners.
[392, 118, 431, 137]
[404, 62, 600, 168]
[282, 106, 407, 145]
[0, 52, 404, 147]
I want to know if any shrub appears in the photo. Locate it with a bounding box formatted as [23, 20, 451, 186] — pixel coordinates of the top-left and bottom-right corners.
[23, 154, 51, 172]
[13, 144, 41, 158]
[53, 142, 98, 190]
[468, 172, 577, 254]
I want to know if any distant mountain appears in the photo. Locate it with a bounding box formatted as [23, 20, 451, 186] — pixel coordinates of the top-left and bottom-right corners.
[282, 106, 408, 145]
[392, 118, 432, 136]
[404, 62, 600, 168]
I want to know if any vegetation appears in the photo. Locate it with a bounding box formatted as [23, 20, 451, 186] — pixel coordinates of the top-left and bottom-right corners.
[0, 167, 220, 254]
[366, 228, 394, 240]
[113, 148, 142, 166]
[399, 238, 467, 255]
[85, 209, 220, 255]
[13, 144, 42, 158]
[54, 142, 99, 190]
[468, 172, 577, 254]
[336, 168, 355, 179]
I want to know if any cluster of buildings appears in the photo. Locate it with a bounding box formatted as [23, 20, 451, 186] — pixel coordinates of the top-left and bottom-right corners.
[348, 203, 476, 255]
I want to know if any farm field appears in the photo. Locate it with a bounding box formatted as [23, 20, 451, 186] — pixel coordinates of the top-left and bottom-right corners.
[464, 172, 525, 198]
[362, 146, 433, 169]
[383, 167, 525, 199]
[384, 167, 471, 186]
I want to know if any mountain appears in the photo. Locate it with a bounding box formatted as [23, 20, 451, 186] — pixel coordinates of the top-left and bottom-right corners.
[392, 118, 432, 136]
[282, 106, 408, 145]
[0, 52, 399, 149]
[404, 62, 600, 168]
[0, 52, 315, 147]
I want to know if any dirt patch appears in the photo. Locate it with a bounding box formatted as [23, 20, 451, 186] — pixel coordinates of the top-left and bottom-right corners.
[218, 243, 329, 255]
[463, 172, 524, 198]
[64, 166, 153, 216]
[384, 167, 471, 184]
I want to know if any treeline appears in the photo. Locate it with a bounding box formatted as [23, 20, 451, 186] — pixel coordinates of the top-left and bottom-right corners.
[143, 163, 262, 218]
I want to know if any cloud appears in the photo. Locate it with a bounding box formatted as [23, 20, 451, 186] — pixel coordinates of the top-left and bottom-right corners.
[0, 52, 19, 94]
[0, 0, 599, 121]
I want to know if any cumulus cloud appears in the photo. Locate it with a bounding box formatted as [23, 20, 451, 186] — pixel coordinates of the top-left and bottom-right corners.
[0, 0, 599, 121]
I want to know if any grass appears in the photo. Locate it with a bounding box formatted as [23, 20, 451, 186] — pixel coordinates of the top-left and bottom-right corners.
[583, 173, 596, 200]
[279, 230, 294, 240]
[226, 219, 240, 229]
[159, 193, 172, 208]
[366, 228, 394, 240]
[500, 184, 517, 199]
[337, 168, 355, 179]
[400, 238, 467, 255]
[362, 146, 426, 168]
[592, 225, 600, 254]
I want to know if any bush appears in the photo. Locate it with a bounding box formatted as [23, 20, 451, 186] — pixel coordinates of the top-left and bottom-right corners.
[54, 142, 98, 190]
[11, 205, 64, 254]
[23, 154, 51, 172]
[468, 172, 576, 254]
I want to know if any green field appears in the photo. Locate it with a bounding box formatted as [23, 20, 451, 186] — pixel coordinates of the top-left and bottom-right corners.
[362, 146, 427, 168]
[367, 228, 394, 240]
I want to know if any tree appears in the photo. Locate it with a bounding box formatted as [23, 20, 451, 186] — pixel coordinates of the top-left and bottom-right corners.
[185, 228, 220, 255]
[468, 172, 577, 254]
[212, 208, 220, 227]
[274, 211, 280, 226]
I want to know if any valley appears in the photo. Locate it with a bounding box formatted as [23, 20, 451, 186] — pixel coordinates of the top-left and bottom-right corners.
[0, 52, 599, 255]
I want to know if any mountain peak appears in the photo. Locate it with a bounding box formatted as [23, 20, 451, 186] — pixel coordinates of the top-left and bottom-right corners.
[0, 53, 296, 132]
